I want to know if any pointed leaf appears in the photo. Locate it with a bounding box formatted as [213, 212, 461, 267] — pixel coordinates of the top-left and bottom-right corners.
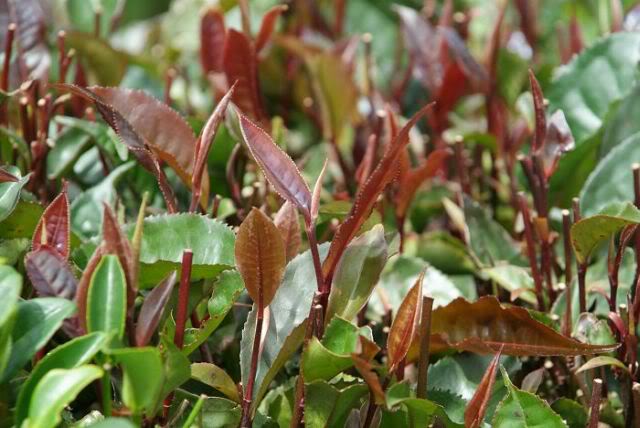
[135, 271, 177, 347]
[192, 362, 241, 403]
[102, 204, 135, 302]
[27, 365, 103, 428]
[322, 104, 433, 282]
[428, 296, 618, 356]
[0, 168, 18, 182]
[274, 202, 301, 262]
[529, 70, 546, 152]
[352, 355, 385, 405]
[86, 255, 127, 341]
[255, 5, 287, 53]
[387, 270, 423, 371]
[574, 356, 628, 374]
[200, 7, 226, 74]
[25, 248, 77, 299]
[239, 114, 312, 218]
[311, 158, 328, 222]
[464, 349, 501, 428]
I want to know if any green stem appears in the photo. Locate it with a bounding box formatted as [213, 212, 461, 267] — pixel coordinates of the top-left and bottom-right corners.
[182, 395, 206, 428]
[101, 369, 112, 417]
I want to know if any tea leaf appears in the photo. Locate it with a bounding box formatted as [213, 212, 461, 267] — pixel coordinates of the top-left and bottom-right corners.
[200, 7, 226, 74]
[86, 255, 127, 341]
[387, 270, 423, 371]
[110, 347, 164, 414]
[25, 248, 77, 299]
[255, 5, 287, 53]
[574, 356, 628, 374]
[239, 114, 312, 219]
[235, 208, 286, 308]
[464, 349, 501, 428]
[274, 202, 301, 262]
[0, 166, 30, 222]
[192, 362, 241, 403]
[135, 271, 177, 347]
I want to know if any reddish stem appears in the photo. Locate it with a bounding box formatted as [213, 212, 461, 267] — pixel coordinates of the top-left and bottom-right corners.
[588, 378, 603, 428]
[572, 198, 587, 313]
[174, 250, 194, 349]
[1, 23, 15, 92]
[240, 303, 264, 428]
[417, 296, 434, 398]
[562, 210, 573, 336]
[518, 193, 545, 310]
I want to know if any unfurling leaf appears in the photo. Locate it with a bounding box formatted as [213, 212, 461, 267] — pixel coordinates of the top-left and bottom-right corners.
[255, 5, 287, 54]
[322, 104, 434, 284]
[426, 296, 618, 356]
[135, 271, 177, 347]
[464, 348, 502, 428]
[274, 202, 301, 262]
[387, 270, 423, 372]
[32, 189, 70, 259]
[529, 69, 547, 152]
[200, 8, 226, 74]
[235, 208, 286, 308]
[238, 114, 312, 220]
[25, 248, 77, 299]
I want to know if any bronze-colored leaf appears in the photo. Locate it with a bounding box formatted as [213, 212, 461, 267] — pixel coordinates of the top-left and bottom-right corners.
[255, 5, 287, 54]
[200, 7, 226, 74]
[464, 348, 502, 428]
[223, 29, 265, 123]
[387, 270, 423, 372]
[351, 354, 385, 405]
[394, 149, 449, 220]
[25, 248, 77, 299]
[235, 208, 286, 308]
[322, 104, 434, 283]
[32, 189, 70, 259]
[238, 113, 312, 219]
[529, 69, 546, 152]
[274, 202, 301, 262]
[135, 271, 177, 346]
[427, 296, 618, 356]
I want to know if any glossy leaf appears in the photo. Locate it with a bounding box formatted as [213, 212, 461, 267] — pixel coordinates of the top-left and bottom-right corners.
[2, 297, 76, 383]
[25, 248, 77, 299]
[26, 365, 103, 428]
[32, 190, 70, 259]
[192, 362, 240, 403]
[274, 202, 301, 262]
[200, 7, 226, 74]
[101, 204, 135, 302]
[547, 32, 640, 142]
[0, 265, 21, 378]
[464, 349, 501, 428]
[387, 270, 423, 371]
[322, 104, 433, 283]
[428, 296, 618, 356]
[575, 356, 628, 374]
[326, 224, 387, 322]
[0, 166, 29, 222]
[46, 127, 91, 180]
[492, 367, 566, 427]
[0, 167, 17, 182]
[239, 114, 312, 219]
[571, 202, 640, 264]
[110, 347, 164, 414]
[235, 207, 286, 308]
[135, 271, 177, 346]
[224, 29, 264, 122]
[551, 399, 587, 428]
[240, 244, 328, 407]
[15, 332, 108, 425]
[86, 255, 127, 341]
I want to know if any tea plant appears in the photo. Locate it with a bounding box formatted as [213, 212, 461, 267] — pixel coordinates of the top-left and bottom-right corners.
[1, 0, 640, 427]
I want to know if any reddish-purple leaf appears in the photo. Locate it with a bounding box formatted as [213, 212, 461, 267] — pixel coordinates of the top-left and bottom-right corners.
[464, 348, 502, 428]
[135, 271, 177, 346]
[387, 270, 423, 372]
[351, 355, 385, 405]
[200, 7, 226, 74]
[529, 70, 546, 152]
[238, 113, 312, 220]
[32, 189, 70, 259]
[0, 168, 18, 182]
[274, 202, 301, 263]
[25, 248, 77, 299]
[223, 29, 265, 123]
[235, 207, 286, 308]
[322, 104, 433, 284]
[255, 5, 287, 54]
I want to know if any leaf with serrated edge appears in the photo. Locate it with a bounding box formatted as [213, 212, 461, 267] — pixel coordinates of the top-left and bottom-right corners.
[25, 248, 77, 299]
[236, 208, 286, 308]
[32, 189, 70, 259]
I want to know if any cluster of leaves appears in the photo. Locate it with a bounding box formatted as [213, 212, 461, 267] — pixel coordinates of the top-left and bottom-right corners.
[2, 0, 640, 427]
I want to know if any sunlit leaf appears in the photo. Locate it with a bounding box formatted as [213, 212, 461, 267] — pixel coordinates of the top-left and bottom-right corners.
[0, 166, 29, 222]
[192, 362, 241, 403]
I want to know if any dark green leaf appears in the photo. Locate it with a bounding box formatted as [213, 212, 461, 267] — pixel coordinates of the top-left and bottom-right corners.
[0, 166, 29, 222]
[87, 255, 127, 341]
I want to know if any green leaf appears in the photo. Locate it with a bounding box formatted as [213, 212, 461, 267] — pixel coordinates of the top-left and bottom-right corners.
[159, 339, 191, 405]
[302, 316, 371, 382]
[15, 332, 109, 425]
[493, 367, 566, 427]
[0, 166, 30, 222]
[192, 362, 240, 402]
[88, 418, 139, 428]
[575, 356, 628, 374]
[240, 244, 328, 408]
[304, 380, 368, 428]
[551, 399, 587, 428]
[0, 200, 43, 239]
[0, 265, 22, 378]
[26, 365, 103, 428]
[580, 133, 640, 216]
[87, 255, 127, 341]
[482, 265, 537, 305]
[71, 161, 134, 239]
[600, 85, 640, 155]
[326, 225, 387, 322]
[66, 0, 118, 36]
[571, 202, 640, 263]
[110, 347, 164, 414]
[547, 32, 640, 143]
[46, 127, 92, 179]
[131, 213, 235, 286]
[416, 231, 475, 275]
[65, 32, 129, 86]
[182, 270, 244, 355]
[2, 297, 76, 383]
[368, 256, 461, 322]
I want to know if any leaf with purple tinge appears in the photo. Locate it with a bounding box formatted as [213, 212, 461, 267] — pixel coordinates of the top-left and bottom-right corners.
[135, 271, 177, 347]
[32, 189, 70, 260]
[25, 248, 77, 299]
[200, 8, 226, 74]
